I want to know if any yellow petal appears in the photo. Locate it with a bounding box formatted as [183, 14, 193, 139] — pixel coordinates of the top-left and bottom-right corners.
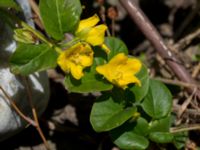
[80, 55, 93, 67]
[96, 53, 142, 89]
[101, 44, 110, 54]
[96, 65, 112, 81]
[57, 42, 94, 80]
[85, 25, 107, 46]
[77, 14, 99, 33]
[109, 53, 127, 66]
[57, 52, 71, 72]
[126, 58, 142, 73]
[122, 74, 141, 87]
[70, 64, 84, 80]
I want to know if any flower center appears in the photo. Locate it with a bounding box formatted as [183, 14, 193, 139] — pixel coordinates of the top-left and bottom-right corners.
[115, 71, 123, 80]
[112, 71, 123, 85]
[70, 53, 82, 65]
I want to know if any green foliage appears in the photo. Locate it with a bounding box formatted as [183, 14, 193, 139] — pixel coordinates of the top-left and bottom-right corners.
[0, 0, 19, 9]
[110, 118, 149, 150]
[90, 94, 137, 132]
[149, 132, 174, 143]
[173, 132, 188, 149]
[142, 79, 172, 119]
[39, 0, 82, 40]
[6, 0, 176, 149]
[149, 116, 171, 133]
[130, 65, 149, 102]
[112, 131, 149, 150]
[10, 43, 58, 75]
[64, 67, 113, 93]
[105, 37, 128, 60]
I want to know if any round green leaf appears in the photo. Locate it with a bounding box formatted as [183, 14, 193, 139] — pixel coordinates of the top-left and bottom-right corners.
[142, 79, 172, 119]
[173, 132, 188, 149]
[90, 94, 137, 132]
[130, 64, 149, 102]
[39, 0, 82, 40]
[133, 117, 149, 136]
[105, 37, 128, 60]
[149, 116, 171, 132]
[110, 117, 149, 149]
[149, 132, 174, 143]
[113, 131, 149, 150]
[10, 43, 58, 75]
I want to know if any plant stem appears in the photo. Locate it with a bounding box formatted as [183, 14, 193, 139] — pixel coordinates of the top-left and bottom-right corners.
[154, 77, 200, 89]
[59, 37, 80, 49]
[28, 0, 42, 21]
[28, 0, 44, 30]
[170, 124, 200, 133]
[33, 108, 50, 150]
[23, 77, 49, 150]
[0, 82, 49, 149]
[0, 85, 36, 126]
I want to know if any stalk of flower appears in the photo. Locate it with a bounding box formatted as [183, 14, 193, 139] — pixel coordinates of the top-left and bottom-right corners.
[75, 14, 110, 53]
[96, 53, 142, 89]
[57, 42, 94, 80]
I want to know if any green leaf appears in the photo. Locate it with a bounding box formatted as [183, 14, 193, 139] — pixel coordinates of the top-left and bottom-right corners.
[149, 116, 171, 132]
[64, 52, 113, 93]
[133, 117, 150, 136]
[173, 132, 188, 149]
[64, 72, 113, 93]
[112, 131, 149, 150]
[39, 0, 82, 40]
[10, 43, 58, 75]
[105, 37, 128, 60]
[90, 94, 137, 132]
[142, 79, 172, 119]
[110, 117, 149, 149]
[0, 0, 19, 9]
[130, 64, 149, 102]
[149, 132, 174, 143]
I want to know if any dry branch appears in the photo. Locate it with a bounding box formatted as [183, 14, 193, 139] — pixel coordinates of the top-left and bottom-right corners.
[119, 0, 200, 99]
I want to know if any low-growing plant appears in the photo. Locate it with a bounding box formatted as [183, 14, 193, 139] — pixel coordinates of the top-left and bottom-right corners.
[1, 0, 177, 149]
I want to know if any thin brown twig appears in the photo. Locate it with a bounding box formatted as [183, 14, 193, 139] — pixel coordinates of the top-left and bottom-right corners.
[173, 103, 200, 119]
[0, 85, 36, 126]
[154, 77, 200, 89]
[174, 0, 200, 40]
[1, 81, 49, 149]
[174, 27, 200, 51]
[28, 0, 41, 19]
[28, 0, 44, 29]
[177, 88, 197, 118]
[119, 0, 200, 99]
[192, 63, 200, 78]
[23, 77, 49, 150]
[33, 108, 50, 150]
[23, 77, 34, 108]
[170, 124, 200, 133]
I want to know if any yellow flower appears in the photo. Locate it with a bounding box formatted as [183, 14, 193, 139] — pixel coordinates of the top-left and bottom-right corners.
[76, 14, 110, 53]
[96, 53, 142, 89]
[57, 42, 94, 80]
